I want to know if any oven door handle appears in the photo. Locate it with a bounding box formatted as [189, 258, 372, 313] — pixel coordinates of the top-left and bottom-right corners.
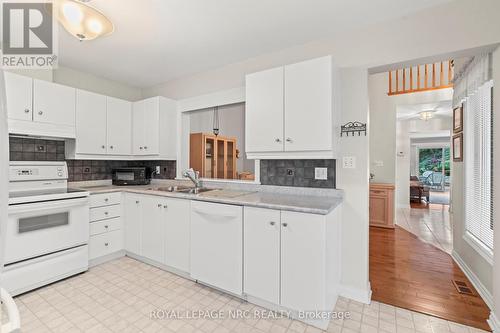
[8, 197, 89, 215]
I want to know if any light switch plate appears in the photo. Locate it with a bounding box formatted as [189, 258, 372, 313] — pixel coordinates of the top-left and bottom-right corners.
[155, 166, 161, 174]
[315, 167, 328, 180]
[342, 156, 356, 169]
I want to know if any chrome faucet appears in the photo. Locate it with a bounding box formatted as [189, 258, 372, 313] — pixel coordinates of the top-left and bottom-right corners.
[183, 168, 201, 189]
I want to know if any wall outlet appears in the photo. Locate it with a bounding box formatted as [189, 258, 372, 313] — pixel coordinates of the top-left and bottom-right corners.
[155, 166, 161, 174]
[342, 156, 356, 169]
[286, 168, 294, 176]
[315, 167, 328, 180]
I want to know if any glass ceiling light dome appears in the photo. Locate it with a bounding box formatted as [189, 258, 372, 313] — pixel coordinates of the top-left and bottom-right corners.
[419, 110, 436, 121]
[54, 0, 114, 41]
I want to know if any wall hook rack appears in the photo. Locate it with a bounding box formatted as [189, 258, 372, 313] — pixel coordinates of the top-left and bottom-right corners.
[341, 121, 367, 137]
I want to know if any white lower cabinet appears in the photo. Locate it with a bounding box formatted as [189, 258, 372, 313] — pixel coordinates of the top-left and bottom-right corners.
[123, 193, 190, 273]
[89, 193, 124, 261]
[244, 207, 280, 304]
[244, 206, 341, 324]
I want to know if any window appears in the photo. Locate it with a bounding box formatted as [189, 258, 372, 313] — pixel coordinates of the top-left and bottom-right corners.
[464, 79, 494, 256]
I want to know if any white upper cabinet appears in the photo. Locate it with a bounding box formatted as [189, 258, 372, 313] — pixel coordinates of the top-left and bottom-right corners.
[245, 67, 284, 153]
[4, 72, 33, 121]
[132, 98, 159, 155]
[245, 56, 338, 159]
[284, 57, 333, 152]
[106, 97, 132, 155]
[33, 79, 76, 127]
[76, 90, 107, 154]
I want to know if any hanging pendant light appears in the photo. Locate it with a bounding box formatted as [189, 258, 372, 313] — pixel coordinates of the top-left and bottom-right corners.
[54, 0, 114, 41]
[212, 106, 220, 136]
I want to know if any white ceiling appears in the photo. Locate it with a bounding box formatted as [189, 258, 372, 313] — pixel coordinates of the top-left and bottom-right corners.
[396, 100, 453, 120]
[58, 0, 451, 88]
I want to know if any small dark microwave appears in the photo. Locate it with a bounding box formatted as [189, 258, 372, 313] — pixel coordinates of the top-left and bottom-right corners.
[112, 167, 151, 186]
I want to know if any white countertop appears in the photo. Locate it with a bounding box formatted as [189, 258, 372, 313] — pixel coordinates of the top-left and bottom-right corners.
[72, 183, 343, 215]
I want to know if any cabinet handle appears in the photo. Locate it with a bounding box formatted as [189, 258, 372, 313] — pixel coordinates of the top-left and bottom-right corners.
[101, 145, 106, 149]
[38, 111, 43, 115]
[135, 200, 140, 204]
[104, 225, 108, 229]
[269, 221, 276, 226]
[275, 138, 281, 143]
[163, 205, 168, 209]
[110, 145, 114, 149]
[104, 211, 108, 215]
[286, 138, 292, 143]
[104, 198, 109, 202]
[157, 203, 162, 208]
[144, 146, 148, 150]
[24, 109, 30, 113]
[104, 242, 109, 246]
[282, 223, 288, 227]
[139, 146, 143, 150]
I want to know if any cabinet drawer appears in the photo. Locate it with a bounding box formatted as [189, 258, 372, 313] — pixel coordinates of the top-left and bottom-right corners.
[90, 217, 122, 236]
[89, 230, 123, 260]
[90, 204, 121, 222]
[90, 192, 121, 208]
[370, 188, 388, 197]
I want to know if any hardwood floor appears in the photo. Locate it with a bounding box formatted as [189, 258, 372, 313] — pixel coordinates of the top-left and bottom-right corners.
[370, 226, 491, 331]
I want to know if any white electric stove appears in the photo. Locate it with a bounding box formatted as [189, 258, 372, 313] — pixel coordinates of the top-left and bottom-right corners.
[3, 161, 90, 296]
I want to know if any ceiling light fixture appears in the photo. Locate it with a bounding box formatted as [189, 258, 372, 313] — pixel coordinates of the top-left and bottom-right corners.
[419, 110, 435, 121]
[54, 0, 114, 41]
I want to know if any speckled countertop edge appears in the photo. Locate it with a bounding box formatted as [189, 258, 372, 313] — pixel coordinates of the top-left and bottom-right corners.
[70, 180, 343, 215]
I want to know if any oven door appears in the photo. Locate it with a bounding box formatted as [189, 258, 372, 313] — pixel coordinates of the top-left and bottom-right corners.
[5, 197, 89, 265]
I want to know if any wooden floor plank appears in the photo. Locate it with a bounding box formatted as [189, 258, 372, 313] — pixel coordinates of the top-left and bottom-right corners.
[370, 226, 491, 331]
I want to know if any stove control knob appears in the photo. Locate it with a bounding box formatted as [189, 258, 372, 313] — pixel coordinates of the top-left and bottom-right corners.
[58, 172, 63, 177]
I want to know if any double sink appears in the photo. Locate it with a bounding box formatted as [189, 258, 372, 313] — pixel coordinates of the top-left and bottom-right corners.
[146, 185, 215, 195]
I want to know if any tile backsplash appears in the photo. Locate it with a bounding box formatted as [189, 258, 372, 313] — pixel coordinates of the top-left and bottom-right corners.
[9, 136, 176, 182]
[260, 159, 336, 188]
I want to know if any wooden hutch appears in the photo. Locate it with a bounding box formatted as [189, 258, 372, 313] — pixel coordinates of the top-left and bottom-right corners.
[190, 133, 237, 180]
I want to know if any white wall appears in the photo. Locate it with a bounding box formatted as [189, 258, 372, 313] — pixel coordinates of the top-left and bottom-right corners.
[188, 103, 254, 173]
[369, 72, 453, 184]
[8, 66, 143, 101]
[337, 68, 371, 302]
[142, 0, 500, 100]
[490, 47, 500, 331]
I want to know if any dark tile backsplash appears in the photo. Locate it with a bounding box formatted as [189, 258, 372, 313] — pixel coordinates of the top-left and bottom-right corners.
[260, 159, 336, 188]
[9, 136, 176, 182]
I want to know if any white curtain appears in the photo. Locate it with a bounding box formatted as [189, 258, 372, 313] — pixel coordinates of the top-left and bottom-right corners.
[453, 53, 493, 107]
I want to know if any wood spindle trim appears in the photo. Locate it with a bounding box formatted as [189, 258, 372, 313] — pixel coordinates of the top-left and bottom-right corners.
[440, 62, 444, 86]
[409, 67, 413, 91]
[417, 66, 421, 90]
[424, 64, 428, 88]
[389, 71, 392, 94]
[448, 60, 452, 84]
[432, 63, 436, 87]
[395, 69, 399, 93]
[402, 68, 406, 91]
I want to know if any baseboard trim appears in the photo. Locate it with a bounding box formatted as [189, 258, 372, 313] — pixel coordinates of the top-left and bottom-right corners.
[339, 282, 372, 304]
[451, 250, 493, 310]
[488, 312, 500, 333]
[89, 250, 125, 267]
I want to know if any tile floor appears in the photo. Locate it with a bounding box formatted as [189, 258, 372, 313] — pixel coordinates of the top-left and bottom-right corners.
[396, 205, 452, 254]
[2, 257, 488, 333]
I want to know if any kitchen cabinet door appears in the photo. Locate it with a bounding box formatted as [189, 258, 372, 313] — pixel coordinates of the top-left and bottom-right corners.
[244, 207, 280, 304]
[4, 72, 33, 121]
[280, 211, 326, 311]
[132, 100, 146, 155]
[164, 198, 190, 272]
[33, 79, 76, 127]
[142, 97, 160, 155]
[75, 90, 107, 154]
[124, 193, 142, 255]
[141, 196, 165, 263]
[107, 97, 132, 155]
[284, 56, 332, 152]
[245, 67, 284, 153]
